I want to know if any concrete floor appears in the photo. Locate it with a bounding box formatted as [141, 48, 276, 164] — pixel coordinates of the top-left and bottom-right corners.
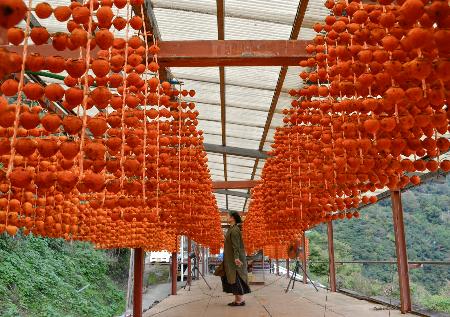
[143, 275, 417, 317]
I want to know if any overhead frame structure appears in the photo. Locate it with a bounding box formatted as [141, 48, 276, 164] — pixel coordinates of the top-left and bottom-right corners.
[13, 0, 449, 214]
[216, 0, 228, 210]
[3, 40, 310, 67]
[244, 0, 310, 211]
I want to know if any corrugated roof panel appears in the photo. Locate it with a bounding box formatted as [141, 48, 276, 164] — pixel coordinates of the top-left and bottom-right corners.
[170, 67, 220, 85]
[196, 104, 221, 121]
[226, 164, 253, 174]
[226, 137, 260, 149]
[225, 16, 292, 40]
[154, 8, 217, 41]
[226, 107, 268, 128]
[225, 67, 281, 91]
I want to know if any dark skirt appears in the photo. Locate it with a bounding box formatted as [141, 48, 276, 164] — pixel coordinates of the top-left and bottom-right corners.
[221, 273, 251, 295]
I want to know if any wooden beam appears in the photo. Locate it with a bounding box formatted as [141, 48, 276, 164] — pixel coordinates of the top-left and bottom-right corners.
[158, 40, 309, 67]
[1, 40, 310, 67]
[214, 189, 249, 198]
[216, 0, 225, 41]
[216, 0, 227, 209]
[212, 180, 259, 189]
[204, 143, 268, 159]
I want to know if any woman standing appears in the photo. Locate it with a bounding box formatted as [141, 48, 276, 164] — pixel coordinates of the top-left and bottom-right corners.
[221, 211, 251, 306]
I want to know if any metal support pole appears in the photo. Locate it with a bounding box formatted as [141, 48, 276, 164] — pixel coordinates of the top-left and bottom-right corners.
[301, 233, 307, 284]
[171, 251, 177, 295]
[262, 249, 265, 280]
[180, 236, 184, 282]
[187, 239, 192, 286]
[133, 248, 144, 317]
[276, 259, 279, 275]
[206, 248, 209, 275]
[202, 246, 205, 275]
[286, 258, 290, 278]
[391, 190, 412, 313]
[327, 221, 337, 292]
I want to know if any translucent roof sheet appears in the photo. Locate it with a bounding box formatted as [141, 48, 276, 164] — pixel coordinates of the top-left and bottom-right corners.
[31, 0, 333, 213]
[153, 9, 217, 41]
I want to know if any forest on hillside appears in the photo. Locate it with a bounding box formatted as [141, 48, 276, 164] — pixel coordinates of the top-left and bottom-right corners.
[308, 175, 450, 314]
[0, 235, 129, 317]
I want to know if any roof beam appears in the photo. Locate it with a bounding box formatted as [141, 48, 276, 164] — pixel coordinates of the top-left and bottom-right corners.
[204, 143, 268, 159]
[158, 40, 310, 67]
[212, 180, 259, 189]
[245, 0, 310, 211]
[216, 0, 228, 209]
[132, 1, 161, 41]
[214, 189, 250, 198]
[2, 40, 311, 67]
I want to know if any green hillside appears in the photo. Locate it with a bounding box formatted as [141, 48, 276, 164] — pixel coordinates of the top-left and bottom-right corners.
[308, 175, 450, 313]
[0, 235, 128, 317]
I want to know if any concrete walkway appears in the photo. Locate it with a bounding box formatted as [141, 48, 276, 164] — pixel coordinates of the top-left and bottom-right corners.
[143, 275, 417, 317]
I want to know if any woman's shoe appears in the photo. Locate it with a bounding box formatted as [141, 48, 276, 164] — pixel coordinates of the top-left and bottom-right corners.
[228, 301, 246, 306]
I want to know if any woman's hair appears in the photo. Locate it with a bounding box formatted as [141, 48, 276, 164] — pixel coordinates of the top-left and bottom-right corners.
[229, 211, 242, 224]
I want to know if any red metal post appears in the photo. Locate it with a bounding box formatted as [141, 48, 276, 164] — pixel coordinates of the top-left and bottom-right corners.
[187, 238, 192, 286]
[301, 233, 307, 284]
[286, 258, 289, 278]
[327, 221, 337, 292]
[133, 248, 144, 317]
[391, 190, 412, 314]
[171, 251, 177, 295]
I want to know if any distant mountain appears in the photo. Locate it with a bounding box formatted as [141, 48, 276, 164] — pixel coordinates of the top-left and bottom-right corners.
[309, 175, 450, 313]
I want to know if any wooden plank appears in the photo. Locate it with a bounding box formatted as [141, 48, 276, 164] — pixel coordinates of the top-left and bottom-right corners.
[212, 180, 259, 189]
[157, 40, 310, 67]
[204, 143, 268, 159]
[1, 40, 311, 67]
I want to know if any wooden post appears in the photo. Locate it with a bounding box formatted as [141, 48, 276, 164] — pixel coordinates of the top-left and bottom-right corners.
[133, 248, 144, 317]
[187, 238, 192, 286]
[391, 190, 412, 313]
[286, 258, 290, 278]
[327, 221, 337, 292]
[301, 233, 307, 284]
[171, 251, 177, 295]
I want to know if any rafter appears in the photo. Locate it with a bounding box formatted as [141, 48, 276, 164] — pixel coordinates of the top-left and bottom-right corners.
[244, 0, 310, 211]
[212, 180, 259, 189]
[204, 143, 268, 159]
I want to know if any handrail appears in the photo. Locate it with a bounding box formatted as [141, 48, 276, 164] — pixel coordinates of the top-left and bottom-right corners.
[308, 260, 450, 265]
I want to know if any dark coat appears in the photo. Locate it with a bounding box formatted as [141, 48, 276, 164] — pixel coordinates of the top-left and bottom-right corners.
[223, 224, 248, 284]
